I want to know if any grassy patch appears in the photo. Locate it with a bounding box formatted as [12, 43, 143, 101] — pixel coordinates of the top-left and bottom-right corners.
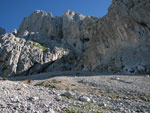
[45, 83, 58, 89]
[98, 104, 111, 111]
[82, 101, 94, 111]
[34, 81, 45, 86]
[3, 77, 8, 81]
[110, 93, 120, 99]
[65, 108, 77, 113]
[65, 101, 108, 112]
[21, 79, 32, 84]
[31, 42, 47, 51]
[34, 81, 58, 89]
[78, 80, 88, 85]
[2, 87, 6, 90]
[16, 41, 22, 45]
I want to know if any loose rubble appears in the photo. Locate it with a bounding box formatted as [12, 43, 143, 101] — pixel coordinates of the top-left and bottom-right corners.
[0, 75, 150, 113]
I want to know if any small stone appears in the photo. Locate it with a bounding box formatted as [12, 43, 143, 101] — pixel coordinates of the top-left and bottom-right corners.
[55, 96, 62, 101]
[49, 108, 55, 113]
[76, 101, 83, 105]
[116, 77, 120, 80]
[99, 103, 107, 107]
[79, 96, 91, 102]
[22, 84, 27, 88]
[111, 77, 120, 81]
[91, 99, 96, 103]
[28, 97, 39, 101]
[61, 92, 73, 98]
[10, 96, 19, 103]
[103, 103, 107, 107]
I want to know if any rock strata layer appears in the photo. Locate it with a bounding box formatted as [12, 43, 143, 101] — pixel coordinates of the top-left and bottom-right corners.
[0, 0, 150, 77]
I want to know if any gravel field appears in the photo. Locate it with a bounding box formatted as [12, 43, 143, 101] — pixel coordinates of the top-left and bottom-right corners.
[0, 73, 150, 113]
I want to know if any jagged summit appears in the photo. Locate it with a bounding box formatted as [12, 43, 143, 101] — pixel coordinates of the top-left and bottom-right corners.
[31, 10, 53, 17]
[64, 10, 86, 20]
[64, 10, 77, 15]
[0, 0, 150, 77]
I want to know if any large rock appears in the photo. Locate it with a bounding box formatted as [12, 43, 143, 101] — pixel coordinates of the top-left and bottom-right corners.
[62, 10, 98, 52]
[0, 33, 71, 77]
[0, 27, 5, 36]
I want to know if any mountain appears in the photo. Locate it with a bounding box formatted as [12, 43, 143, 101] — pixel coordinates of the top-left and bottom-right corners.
[0, 0, 150, 77]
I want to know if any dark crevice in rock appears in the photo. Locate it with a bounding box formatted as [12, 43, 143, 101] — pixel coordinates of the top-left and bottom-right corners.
[37, 61, 55, 74]
[83, 38, 90, 42]
[135, 20, 150, 31]
[16, 40, 26, 73]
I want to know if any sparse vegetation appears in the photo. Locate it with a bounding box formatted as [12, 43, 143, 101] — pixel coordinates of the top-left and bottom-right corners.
[31, 41, 47, 51]
[34, 81, 58, 89]
[2, 87, 6, 90]
[34, 81, 45, 86]
[21, 79, 32, 84]
[16, 41, 22, 45]
[65, 107, 77, 113]
[45, 83, 58, 89]
[78, 80, 88, 85]
[3, 77, 8, 81]
[98, 104, 111, 111]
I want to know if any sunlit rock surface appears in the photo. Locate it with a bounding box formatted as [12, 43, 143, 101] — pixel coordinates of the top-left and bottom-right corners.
[0, 0, 150, 77]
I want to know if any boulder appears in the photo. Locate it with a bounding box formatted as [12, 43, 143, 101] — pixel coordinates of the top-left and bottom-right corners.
[0, 33, 71, 77]
[79, 96, 91, 102]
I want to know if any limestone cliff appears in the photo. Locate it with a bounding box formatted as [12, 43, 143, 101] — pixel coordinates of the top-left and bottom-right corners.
[81, 0, 150, 74]
[0, 0, 150, 77]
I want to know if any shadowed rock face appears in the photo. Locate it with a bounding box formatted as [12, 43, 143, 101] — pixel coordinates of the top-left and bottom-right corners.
[0, 0, 150, 77]
[81, 0, 150, 74]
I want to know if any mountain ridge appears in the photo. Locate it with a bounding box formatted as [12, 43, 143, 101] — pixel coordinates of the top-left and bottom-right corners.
[0, 0, 150, 77]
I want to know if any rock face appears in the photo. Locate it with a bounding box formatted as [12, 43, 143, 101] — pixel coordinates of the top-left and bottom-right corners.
[0, 33, 73, 77]
[17, 10, 62, 40]
[82, 0, 150, 74]
[0, 0, 150, 77]
[17, 10, 98, 52]
[0, 27, 5, 36]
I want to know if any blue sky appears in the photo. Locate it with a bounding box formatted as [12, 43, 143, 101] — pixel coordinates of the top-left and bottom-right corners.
[0, 0, 112, 32]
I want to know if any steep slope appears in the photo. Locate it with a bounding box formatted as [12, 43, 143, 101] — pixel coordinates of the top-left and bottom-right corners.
[0, 0, 150, 77]
[17, 10, 98, 52]
[81, 0, 150, 74]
